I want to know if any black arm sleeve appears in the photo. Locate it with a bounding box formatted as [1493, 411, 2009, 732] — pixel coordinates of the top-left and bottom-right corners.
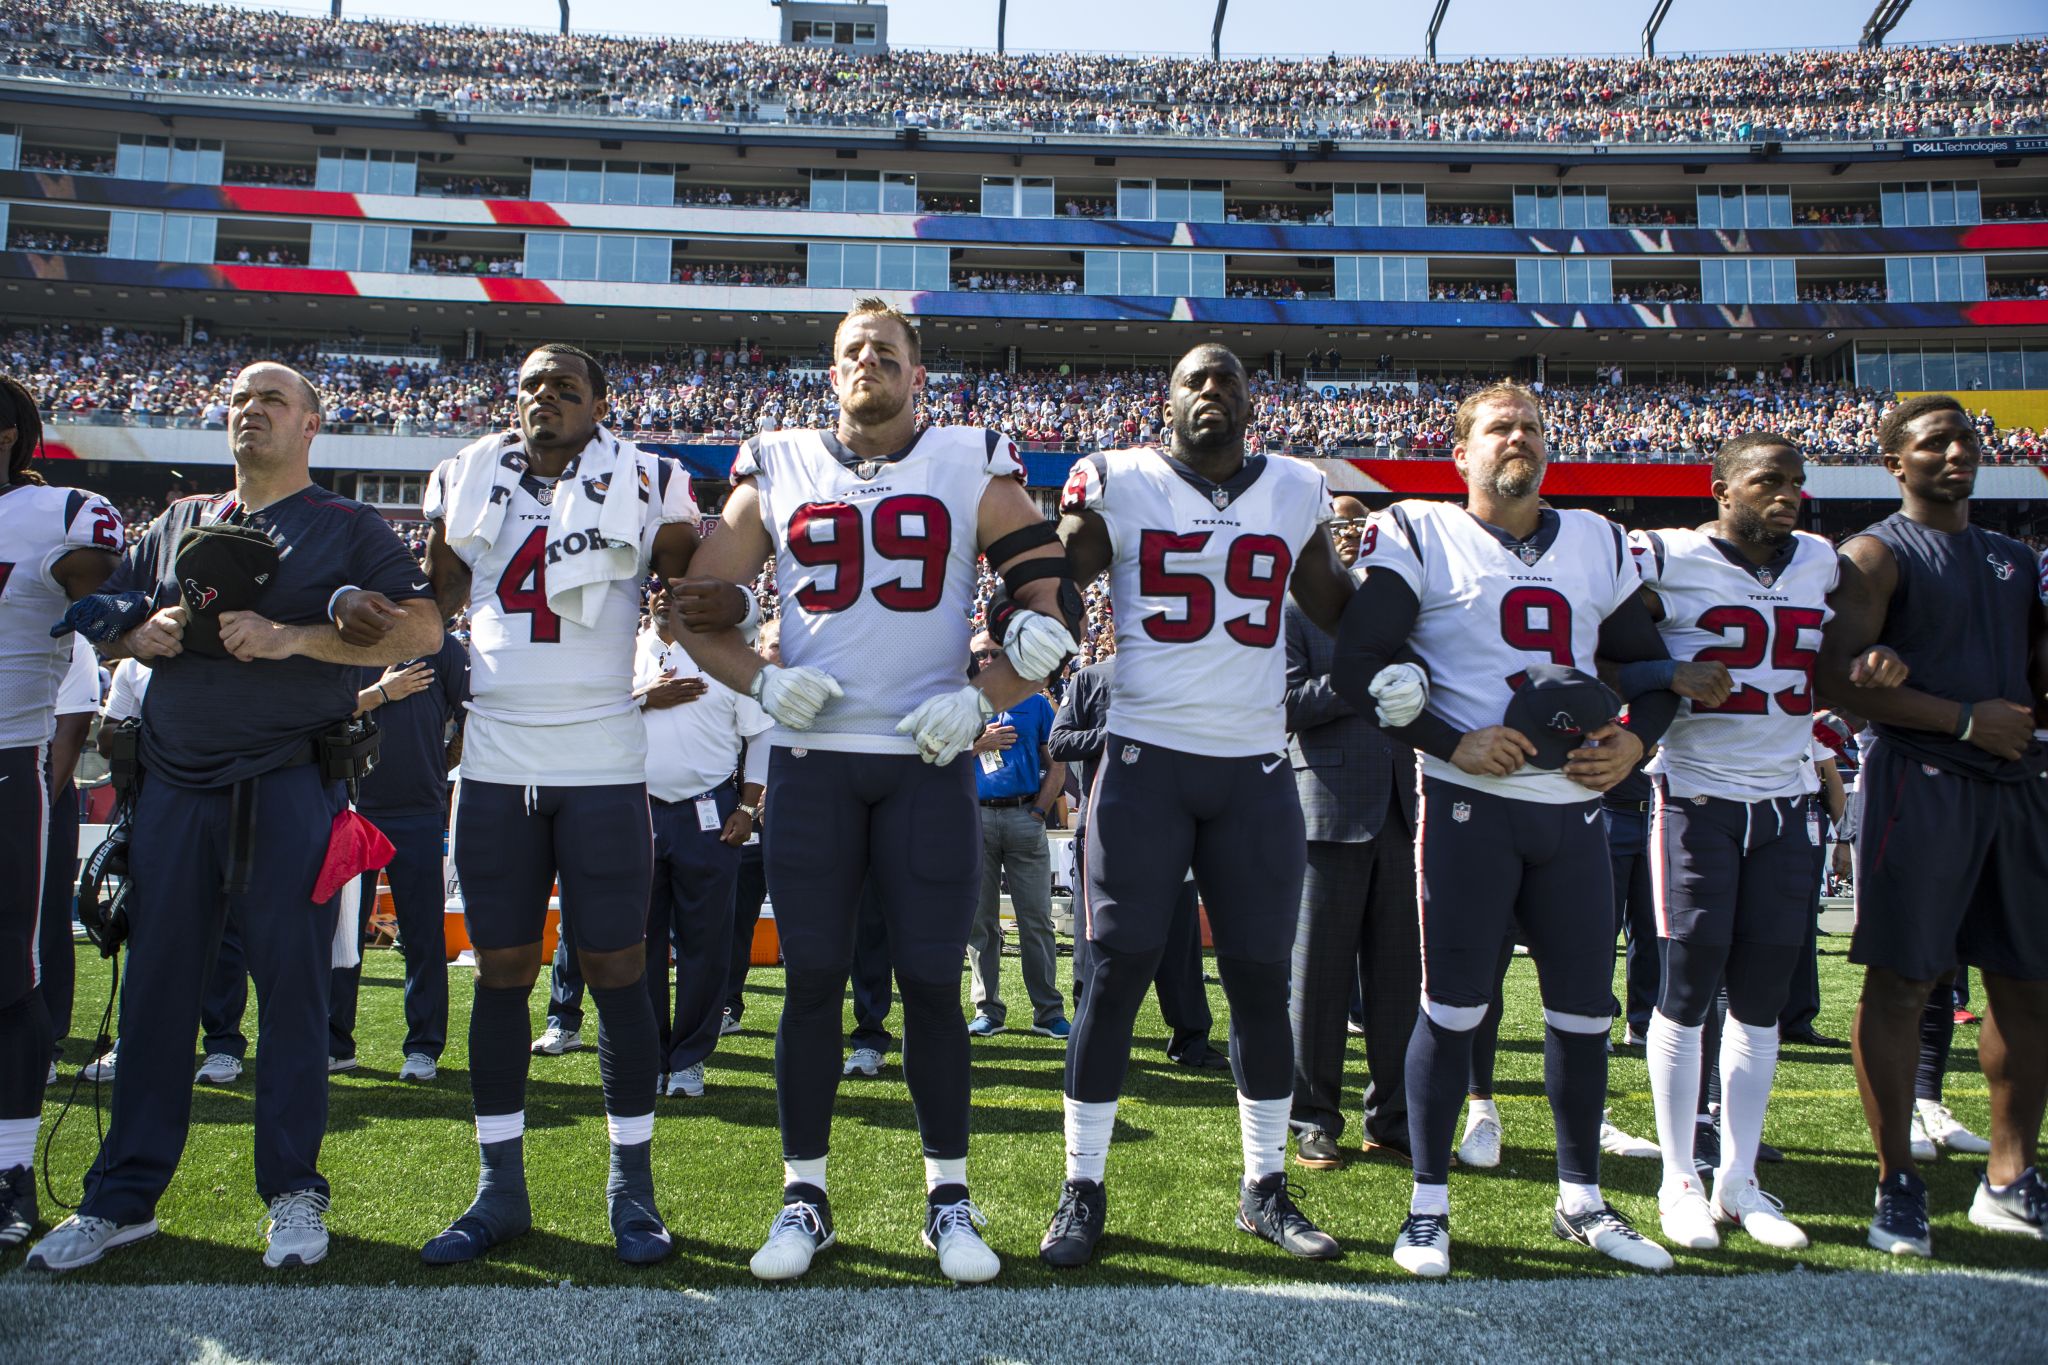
[1332, 568, 1464, 762]
[1597, 592, 1681, 747]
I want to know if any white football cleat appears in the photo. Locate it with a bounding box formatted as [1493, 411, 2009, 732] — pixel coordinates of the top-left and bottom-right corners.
[1917, 1101, 1992, 1155]
[668, 1064, 705, 1098]
[399, 1053, 438, 1082]
[1554, 1202, 1674, 1271]
[194, 1053, 243, 1085]
[530, 1026, 581, 1056]
[1456, 1114, 1501, 1169]
[924, 1197, 1001, 1284]
[1712, 1178, 1809, 1250]
[1659, 1178, 1721, 1250]
[1599, 1110, 1660, 1159]
[80, 1050, 117, 1083]
[749, 1193, 835, 1282]
[1392, 1212, 1451, 1278]
[842, 1047, 884, 1078]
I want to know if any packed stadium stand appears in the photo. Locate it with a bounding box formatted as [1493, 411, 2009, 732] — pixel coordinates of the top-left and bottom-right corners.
[2, 4, 2046, 540]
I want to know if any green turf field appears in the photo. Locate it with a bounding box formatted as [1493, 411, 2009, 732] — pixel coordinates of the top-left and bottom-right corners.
[30, 939, 2043, 1287]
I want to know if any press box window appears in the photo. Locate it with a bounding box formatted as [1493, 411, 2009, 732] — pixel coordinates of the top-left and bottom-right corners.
[807, 243, 949, 290]
[525, 233, 671, 283]
[1336, 257, 1430, 301]
[1332, 185, 1427, 227]
[810, 170, 917, 213]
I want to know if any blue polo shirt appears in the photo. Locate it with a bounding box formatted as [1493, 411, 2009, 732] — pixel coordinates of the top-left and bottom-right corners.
[354, 631, 469, 819]
[975, 692, 1054, 802]
[108, 486, 428, 788]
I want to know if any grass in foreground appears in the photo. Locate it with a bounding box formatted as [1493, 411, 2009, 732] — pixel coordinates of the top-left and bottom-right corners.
[28, 940, 2045, 1288]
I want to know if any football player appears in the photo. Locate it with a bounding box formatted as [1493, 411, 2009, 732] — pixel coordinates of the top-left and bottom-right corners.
[1333, 381, 1683, 1277]
[1039, 343, 1375, 1269]
[0, 379, 121, 1250]
[418, 344, 700, 1267]
[1815, 395, 2048, 1254]
[667, 299, 1079, 1285]
[1626, 432, 1906, 1254]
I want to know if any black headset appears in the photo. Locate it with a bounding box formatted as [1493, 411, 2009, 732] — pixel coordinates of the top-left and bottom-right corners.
[75, 824, 133, 958]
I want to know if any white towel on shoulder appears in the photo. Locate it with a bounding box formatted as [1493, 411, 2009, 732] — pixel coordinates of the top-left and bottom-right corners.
[423, 425, 646, 629]
[546, 427, 646, 629]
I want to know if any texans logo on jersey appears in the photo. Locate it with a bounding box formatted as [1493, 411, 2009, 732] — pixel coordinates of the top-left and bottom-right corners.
[1988, 553, 2015, 581]
[184, 579, 218, 610]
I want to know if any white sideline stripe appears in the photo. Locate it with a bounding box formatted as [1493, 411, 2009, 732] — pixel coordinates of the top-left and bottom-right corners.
[3, 1271, 2044, 1363]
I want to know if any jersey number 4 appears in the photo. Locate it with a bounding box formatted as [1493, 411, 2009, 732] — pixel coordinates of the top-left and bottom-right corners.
[788, 496, 952, 614]
[1690, 604, 1824, 715]
[497, 527, 562, 643]
[1137, 530, 1292, 646]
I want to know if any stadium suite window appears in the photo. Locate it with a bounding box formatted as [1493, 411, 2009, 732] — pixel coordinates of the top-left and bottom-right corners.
[1695, 185, 1791, 230]
[1116, 180, 1223, 223]
[982, 177, 1053, 218]
[1337, 256, 1428, 301]
[115, 135, 224, 186]
[1514, 257, 1612, 303]
[1859, 345, 2048, 391]
[0, 128, 16, 171]
[806, 243, 946, 290]
[315, 149, 417, 196]
[1083, 251, 1222, 296]
[1879, 181, 1981, 227]
[1512, 186, 1608, 229]
[1333, 185, 1426, 227]
[810, 170, 915, 213]
[789, 20, 878, 43]
[1700, 258, 1795, 304]
[1884, 255, 1986, 302]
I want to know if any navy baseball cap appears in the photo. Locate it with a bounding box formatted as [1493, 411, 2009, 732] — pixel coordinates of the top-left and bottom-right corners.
[1503, 664, 1620, 771]
[174, 522, 279, 657]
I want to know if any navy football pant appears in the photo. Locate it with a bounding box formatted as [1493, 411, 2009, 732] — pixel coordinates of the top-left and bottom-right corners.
[645, 790, 741, 1073]
[81, 765, 345, 1224]
[331, 811, 449, 1061]
[36, 749, 78, 1061]
[1, 746, 49, 1133]
[1067, 737, 1302, 1105]
[764, 747, 979, 1162]
[722, 840, 769, 1023]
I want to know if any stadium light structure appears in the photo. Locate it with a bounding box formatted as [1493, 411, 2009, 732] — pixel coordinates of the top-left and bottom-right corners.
[1861, 0, 1911, 48]
[1425, 0, 1450, 63]
[1211, 0, 1227, 63]
[998, 0, 1007, 54]
[1642, 0, 1673, 60]
[559, 0, 570, 36]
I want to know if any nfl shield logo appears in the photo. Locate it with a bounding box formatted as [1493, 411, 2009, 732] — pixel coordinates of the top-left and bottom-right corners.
[1757, 567, 1774, 588]
[1210, 487, 1231, 510]
[1121, 743, 1142, 765]
[1516, 544, 1542, 566]
[1451, 801, 1471, 824]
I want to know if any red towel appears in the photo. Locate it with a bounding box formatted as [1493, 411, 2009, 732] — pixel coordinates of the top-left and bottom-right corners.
[314, 809, 395, 904]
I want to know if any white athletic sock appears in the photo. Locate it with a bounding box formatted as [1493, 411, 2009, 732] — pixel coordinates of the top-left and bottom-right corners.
[1063, 1097, 1117, 1183]
[1463, 1096, 1500, 1135]
[1716, 1016, 1779, 1190]
[605, 1111, 654, 1147]
[1237, 1093, 1290, 1183]
[1410, 1182, 1450, 1217]
[1645, 1011, 1702, 1191]
[783, 1156, 827, 1194]
[474, 1110, 524, 1146]
[1558, 1180, 1604, 1216]
[0, 1116, 37, 1170]
[924, 1155, 967, 1193]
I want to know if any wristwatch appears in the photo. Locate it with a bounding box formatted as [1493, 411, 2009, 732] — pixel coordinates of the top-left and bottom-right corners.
[737, 802, 762, 822]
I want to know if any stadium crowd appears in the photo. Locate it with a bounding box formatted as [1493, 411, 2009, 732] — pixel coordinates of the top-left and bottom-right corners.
[1, 4, 2045, 144]
[9, 325, 2044, 463]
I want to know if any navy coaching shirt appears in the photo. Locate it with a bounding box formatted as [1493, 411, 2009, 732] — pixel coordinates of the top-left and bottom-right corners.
[109, 486, 428, 788]
[354, 632, 469, 819]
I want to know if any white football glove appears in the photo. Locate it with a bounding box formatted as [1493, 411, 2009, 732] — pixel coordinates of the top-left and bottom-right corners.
[1368, 662, 1429, 729]
[749, 664, 843, 730]
[1002, 609, 1079, 681]
[896, 684, 994, 765]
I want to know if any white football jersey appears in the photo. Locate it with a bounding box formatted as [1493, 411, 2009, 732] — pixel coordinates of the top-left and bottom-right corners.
[430, 448, 698, 784]
[0, 483, 122, 748]
[738, 425, 1023, 753]
[1632, 527, 1838, 800]
[1359, 500, 1637, 803]
[1061, 448, 1332, 758]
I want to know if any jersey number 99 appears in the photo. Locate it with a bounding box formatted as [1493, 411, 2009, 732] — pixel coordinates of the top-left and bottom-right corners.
[788, 496, 952, 615]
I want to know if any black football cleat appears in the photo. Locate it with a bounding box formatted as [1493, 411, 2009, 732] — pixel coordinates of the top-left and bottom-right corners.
[1237, 1173, 1341, 1260]
[1039, 1178, 1106, 1268]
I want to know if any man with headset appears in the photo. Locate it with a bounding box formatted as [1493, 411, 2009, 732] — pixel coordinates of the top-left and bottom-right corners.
[29, 362, 438, 1272]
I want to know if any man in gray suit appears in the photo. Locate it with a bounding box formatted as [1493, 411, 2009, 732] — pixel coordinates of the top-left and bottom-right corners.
[1285, 498, 1420, 1167]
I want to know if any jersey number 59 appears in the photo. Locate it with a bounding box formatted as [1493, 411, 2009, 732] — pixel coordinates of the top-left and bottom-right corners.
[1137, 529, 1292, 647]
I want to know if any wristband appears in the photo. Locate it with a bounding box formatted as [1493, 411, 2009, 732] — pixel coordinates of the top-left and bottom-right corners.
[736, 584, 763, 644]
[376, 684, 390, 705]
[327, 585, 362, 625]
[1954, 704, 1973, 741]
